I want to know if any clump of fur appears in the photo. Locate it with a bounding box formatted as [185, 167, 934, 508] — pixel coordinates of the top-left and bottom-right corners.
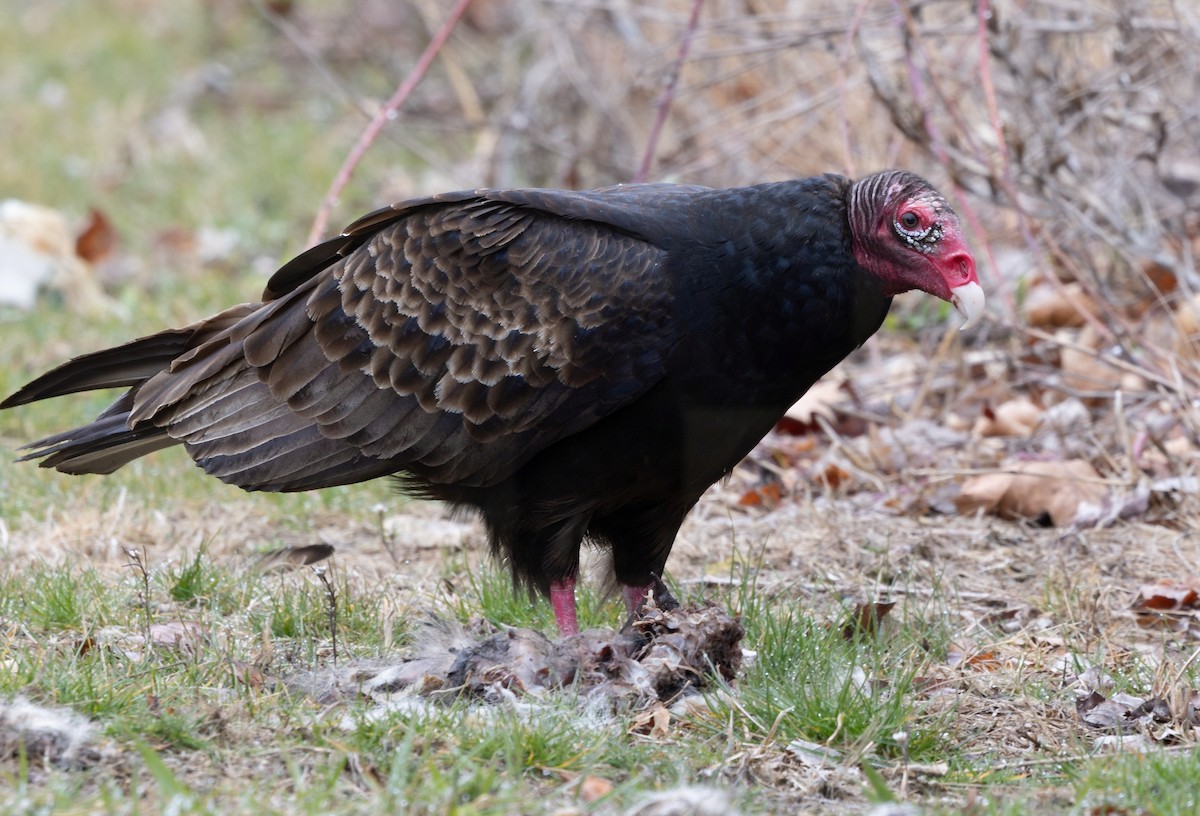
[288, 600, 744, 709]
[0, 696, 100, 769]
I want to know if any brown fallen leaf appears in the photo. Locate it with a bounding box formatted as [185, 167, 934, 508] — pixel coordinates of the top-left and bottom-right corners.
[955, 471, 1014, 517]
[149, 621, 206, 656]
[945, 638, 1005, 671]
[737, 482, 782, 507]
[1133, 578, 1200, 612]
[816, 462, 850, 490]
[973, 397, 1044, 438]
[74, 207, 116, 264]
[956, 459, 1108, 526]
[0, 200, 111, 314]
[1023, 281, 1090, 328]
[1077, 690, 1138, 730]
[1059, 325, 1146, 397]
[784, 377, 845, 427]
[1132, 577, 1200, 630]
[230, 660, 268, 689]
[577, 775, 614, 803]
[842, 601, 896, 639]
[629, 703, 671, 738]
[1077, 690, 1171, 732]
[1164, 283, 1200, 351]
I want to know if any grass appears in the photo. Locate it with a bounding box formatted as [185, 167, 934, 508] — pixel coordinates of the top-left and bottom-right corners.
[0, 529, 1194, 814]
[0, 544, 955, 815]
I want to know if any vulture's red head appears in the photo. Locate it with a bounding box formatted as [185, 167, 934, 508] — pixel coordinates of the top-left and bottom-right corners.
[848, 170, 984, 329]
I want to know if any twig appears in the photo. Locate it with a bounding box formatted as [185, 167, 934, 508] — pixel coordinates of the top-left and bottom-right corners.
[125, 547, 153, 647]
[307, 0, 475, 247]
[1022, 325, 1177, 392]
[836, 0, 872, 178]
[890, 0, 1007, 317]
[1113, 389, 1142, 481]
[902, 318, 961, 421]
[410, 0, 485, 125]
[313, 565, 338, 667]
[249, 0, 374, 121]
[633, 0, 705, 183]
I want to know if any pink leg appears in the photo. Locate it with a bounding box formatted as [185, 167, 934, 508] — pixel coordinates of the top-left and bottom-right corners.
[549, 578, 580, 636]
[623, 583, 654, 614]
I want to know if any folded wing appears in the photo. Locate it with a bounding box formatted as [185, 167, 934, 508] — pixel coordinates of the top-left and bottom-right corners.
[10, 186, 691, 492]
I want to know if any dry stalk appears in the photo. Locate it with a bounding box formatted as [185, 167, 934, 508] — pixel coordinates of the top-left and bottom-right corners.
[125, 546, 153, 646]
[313, 564, 339, 667]
[307, 0, 475, 246]
[634, 0, 705, 183]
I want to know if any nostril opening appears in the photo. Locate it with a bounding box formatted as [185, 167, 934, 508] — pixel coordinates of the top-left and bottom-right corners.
[946, 252, 976, 284]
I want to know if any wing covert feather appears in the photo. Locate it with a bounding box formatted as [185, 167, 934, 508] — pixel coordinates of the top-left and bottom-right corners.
[213, 188, 685, 488]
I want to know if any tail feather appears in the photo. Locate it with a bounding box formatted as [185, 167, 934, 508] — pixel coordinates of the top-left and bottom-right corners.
[4, 293, 407, 491]
[3, 305, 258, 474]
[19, 413, 176, 475]
[0, 330, 194, 409]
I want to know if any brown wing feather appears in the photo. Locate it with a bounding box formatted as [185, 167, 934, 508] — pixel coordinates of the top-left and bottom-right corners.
[116, 187, 684, 491]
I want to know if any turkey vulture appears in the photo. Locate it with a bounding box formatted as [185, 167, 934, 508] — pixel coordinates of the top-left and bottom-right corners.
[2, 171, 982, 635]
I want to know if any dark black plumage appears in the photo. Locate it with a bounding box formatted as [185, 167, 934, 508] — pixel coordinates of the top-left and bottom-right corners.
[2, 171, 982, 635]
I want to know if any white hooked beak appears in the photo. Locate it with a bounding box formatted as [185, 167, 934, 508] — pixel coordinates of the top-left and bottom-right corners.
[950, 281, 985, 331]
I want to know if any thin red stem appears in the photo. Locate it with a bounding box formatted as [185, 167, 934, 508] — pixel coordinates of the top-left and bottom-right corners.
[633, 0, 705, 184]
[837, 0, 872, 178]
[307, 0, 474, 247]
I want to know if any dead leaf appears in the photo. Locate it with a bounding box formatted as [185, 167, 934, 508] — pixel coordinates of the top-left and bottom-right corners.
[954, 472, 1014, 517]
[786, 738, 843, 767]
[1142, 259, 1179, 300]
[1077, 690, 1169, 733]
[1024, 282, 1091, 328]
[578, 775, 614, 803]
[1091, 734, 1153, 753]
[74, 207, 116, 264]
[737, 482, 782, 507]
[1132, 578, 1200, 629]
[630, 703, 671, 738]
[0, 199, 109, 313]
[229, 661, 268, 689]
[973, 397, 1044, 438]
[149, 621, 206, 655]
[1077, 690, 1139, 729]
[784, 377, 845, 426]
[842, 601, 895, 639]
[956, 459, 1108, 526]
[1059, 325, 1146, 397]
[1170, 293, 1200, 362]
[946, 639, 1005, 671]
[980, 607, 1021, 629]
[816, 463, 850, 491]
[1133, 579, 1200, 612]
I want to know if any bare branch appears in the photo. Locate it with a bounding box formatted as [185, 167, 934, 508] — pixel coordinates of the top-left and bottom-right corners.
[307, 0, 475, 247]
[633, 0, 705, 184]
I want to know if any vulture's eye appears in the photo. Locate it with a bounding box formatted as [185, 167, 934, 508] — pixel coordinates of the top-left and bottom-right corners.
[899, 211, 920, 230]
